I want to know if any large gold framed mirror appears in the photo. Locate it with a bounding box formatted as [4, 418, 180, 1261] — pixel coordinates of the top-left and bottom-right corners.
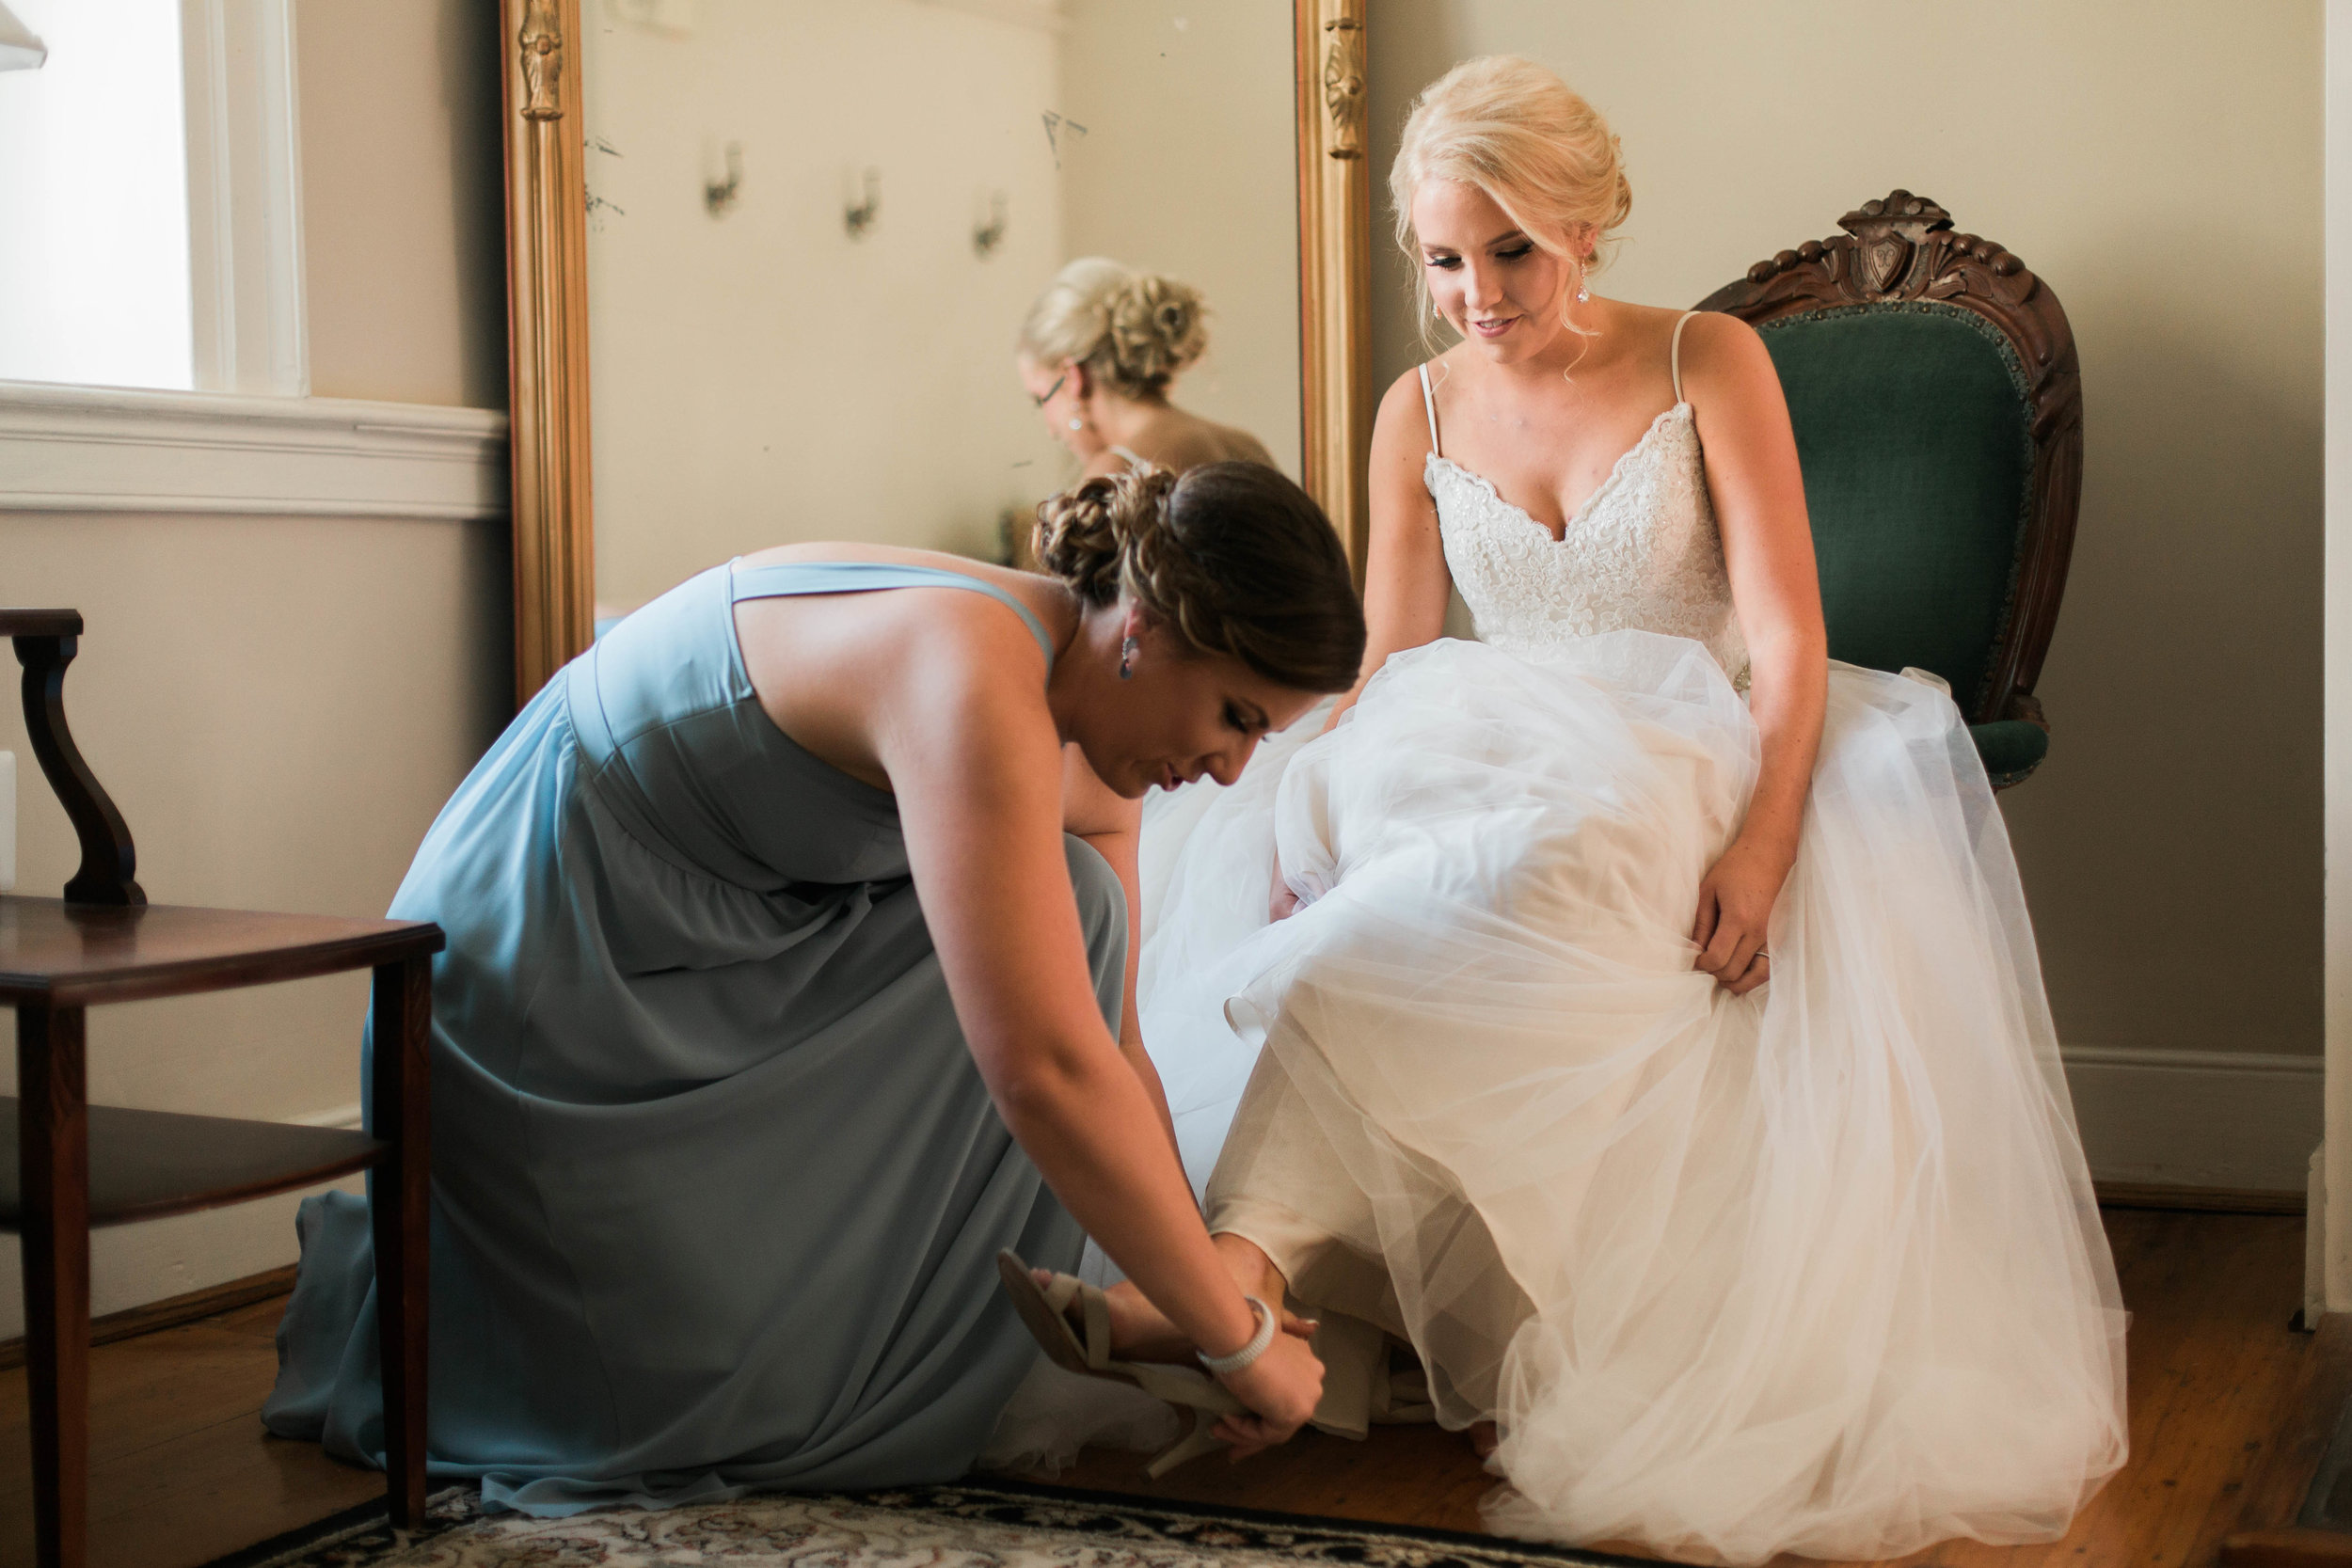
[497, 0, 1371, 704]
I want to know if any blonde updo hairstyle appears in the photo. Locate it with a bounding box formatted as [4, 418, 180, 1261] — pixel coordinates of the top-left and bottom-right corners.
[1389, 56, 1632, 351]
[1033, 462, 1364, 694]
[1019, 257, 1210, 402]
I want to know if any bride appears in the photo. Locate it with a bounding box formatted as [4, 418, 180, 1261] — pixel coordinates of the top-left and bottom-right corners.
[1091, 55, 2126, 1565]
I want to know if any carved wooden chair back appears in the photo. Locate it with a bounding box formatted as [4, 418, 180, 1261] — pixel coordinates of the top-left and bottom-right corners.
[1696, 190, 2082, 786]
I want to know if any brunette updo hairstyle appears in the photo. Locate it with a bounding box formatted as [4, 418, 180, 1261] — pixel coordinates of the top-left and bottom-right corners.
[1019, 257, 1211, 402]
[1033, 462, 1364, 694]
[1390, 56, 1632, 347]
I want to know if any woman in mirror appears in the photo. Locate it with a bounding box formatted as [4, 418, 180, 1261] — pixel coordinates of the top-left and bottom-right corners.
[1109, 55, 2128, 1564]
[262, 462, 1359, 1512]
[1019, 258, 1277, 479]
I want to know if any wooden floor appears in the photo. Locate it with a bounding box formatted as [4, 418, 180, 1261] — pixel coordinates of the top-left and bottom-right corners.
[0, 1295, 380, 1568]
[0, 1210, 2333, 1568]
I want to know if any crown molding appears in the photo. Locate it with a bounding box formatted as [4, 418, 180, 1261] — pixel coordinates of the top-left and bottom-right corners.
[0, 381, 508, 520]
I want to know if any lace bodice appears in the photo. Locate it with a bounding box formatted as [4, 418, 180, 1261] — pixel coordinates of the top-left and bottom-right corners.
[1428, 401, 1751, 687]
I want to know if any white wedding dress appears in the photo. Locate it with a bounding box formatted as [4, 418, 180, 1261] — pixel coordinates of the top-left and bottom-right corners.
[1101, 319, 2127, 1564]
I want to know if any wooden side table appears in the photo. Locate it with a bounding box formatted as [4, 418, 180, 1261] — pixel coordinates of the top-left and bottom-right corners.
[2, 610, 443, 1568]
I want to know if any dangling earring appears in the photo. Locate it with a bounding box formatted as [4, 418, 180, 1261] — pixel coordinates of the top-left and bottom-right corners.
[1119, 635, 1137, 680]
[1574, 258, 1593, 305]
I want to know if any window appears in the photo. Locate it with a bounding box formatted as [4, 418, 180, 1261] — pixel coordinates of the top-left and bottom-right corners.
[0, 0, 305, 396]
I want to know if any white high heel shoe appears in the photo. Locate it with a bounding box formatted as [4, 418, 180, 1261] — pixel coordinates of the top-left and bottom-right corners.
[995, 1249, 1244, 1478]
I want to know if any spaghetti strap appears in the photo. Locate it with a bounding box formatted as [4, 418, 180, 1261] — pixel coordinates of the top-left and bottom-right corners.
[1671, 311, 1698, 405]
[1418, 363, 1441, 457]
[1109, 444, 1155, 472]
[728, 560, 1057, 668]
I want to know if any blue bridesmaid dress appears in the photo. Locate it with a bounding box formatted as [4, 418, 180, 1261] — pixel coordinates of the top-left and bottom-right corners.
[263, 561, 1123, 1514]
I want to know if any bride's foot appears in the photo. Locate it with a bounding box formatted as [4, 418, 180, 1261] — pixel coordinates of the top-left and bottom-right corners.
[1102, 1280, 1201, 1362]
[1470, 1421, 1501, 1459]
[1030, 1270, 1197, 1362]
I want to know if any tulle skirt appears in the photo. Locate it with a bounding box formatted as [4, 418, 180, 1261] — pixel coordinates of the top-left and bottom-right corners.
[1137, 632, 2126, 1564]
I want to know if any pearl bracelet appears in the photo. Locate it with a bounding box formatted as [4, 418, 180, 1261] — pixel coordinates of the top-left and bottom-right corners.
[1197, 1294, 1278, 1376]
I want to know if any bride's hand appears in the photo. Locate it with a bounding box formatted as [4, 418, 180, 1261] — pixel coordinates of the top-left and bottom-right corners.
[1268, 850, 1299, 923]
[1692, 835, 1793, 996]
[1211, 1329, 1325, 1458]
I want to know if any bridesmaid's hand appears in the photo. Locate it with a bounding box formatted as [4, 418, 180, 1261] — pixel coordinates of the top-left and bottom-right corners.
[1692, 835, 1793, 996]
[1212, 1329, 1325, 1458]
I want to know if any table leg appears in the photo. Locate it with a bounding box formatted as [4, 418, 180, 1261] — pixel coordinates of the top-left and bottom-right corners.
[370, 956, 432, 1527]
[20, 1004, 89, 1568]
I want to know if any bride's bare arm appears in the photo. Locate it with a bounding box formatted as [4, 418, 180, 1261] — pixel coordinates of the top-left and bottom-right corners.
[1263, 372, 1457, 922]
[1270, 373, 1449, 926]
[1325, 370, 1456, 732]
[1681, 312, 1829, 995]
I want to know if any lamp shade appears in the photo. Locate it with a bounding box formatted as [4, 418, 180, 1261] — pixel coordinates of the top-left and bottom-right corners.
[0, 1, 46, 71]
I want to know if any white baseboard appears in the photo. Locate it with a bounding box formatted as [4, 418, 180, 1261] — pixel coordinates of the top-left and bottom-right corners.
[0, 1053, 2319, 1340]
[2059, 1045, 2322, 1193]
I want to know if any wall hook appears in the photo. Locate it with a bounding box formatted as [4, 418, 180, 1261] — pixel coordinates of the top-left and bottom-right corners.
[973, 191, 1009, 258]
[705, 141, 743, 216]
[845, 167, 881, 239]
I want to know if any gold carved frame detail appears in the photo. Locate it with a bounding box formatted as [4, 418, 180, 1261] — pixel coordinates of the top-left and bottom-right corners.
[1297, 0, 1373, 584]
[501, 0, 594, 704]
[501, 0, 1374, 702]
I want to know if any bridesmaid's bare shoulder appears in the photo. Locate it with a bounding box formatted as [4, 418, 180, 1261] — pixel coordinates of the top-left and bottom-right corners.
[734, 542, 1074, 663]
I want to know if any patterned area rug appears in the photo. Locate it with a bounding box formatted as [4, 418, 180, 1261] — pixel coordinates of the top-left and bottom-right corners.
[201, 1479, 1636, 1568]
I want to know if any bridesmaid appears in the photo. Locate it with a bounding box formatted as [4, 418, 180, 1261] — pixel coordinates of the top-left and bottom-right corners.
[1018, 258, 1277, 479]
[263, 462, 1358, 1514]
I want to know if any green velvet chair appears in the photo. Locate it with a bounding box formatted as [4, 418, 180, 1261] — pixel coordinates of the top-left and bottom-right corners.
[1696, 190, 2082, 788]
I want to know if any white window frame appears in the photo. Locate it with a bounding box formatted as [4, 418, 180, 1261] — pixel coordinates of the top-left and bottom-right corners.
[0, 0, 306, 397]
[0, 0, 508, 522]
[181, 0, 308, 398]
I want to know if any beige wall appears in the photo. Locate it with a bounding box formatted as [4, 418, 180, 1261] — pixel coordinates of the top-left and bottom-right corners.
[0, 510, 511, 1337]
[0, 1, 509, 1335]
[1057, 0, 1301, 480]
[584, 0, 1068, 608]
[1368, 0, 2324, 1060]
[0, 516, 511, 1122]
